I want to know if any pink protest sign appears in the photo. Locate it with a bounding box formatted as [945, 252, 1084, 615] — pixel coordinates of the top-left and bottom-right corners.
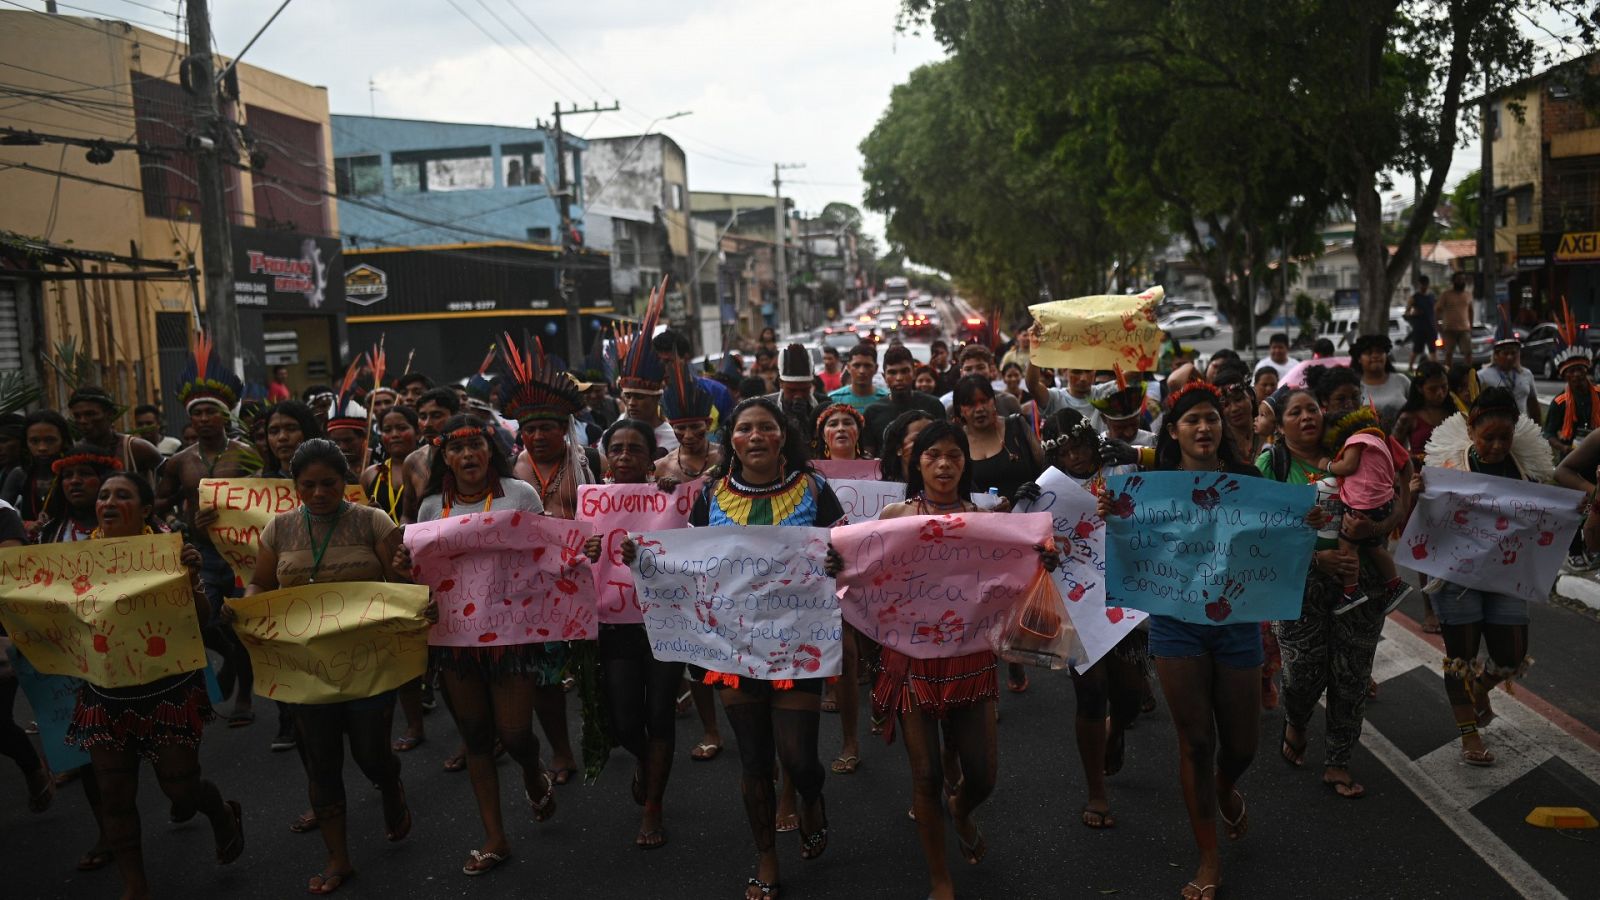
[832, 511, 1051, 659]
[403, 510, 597, 645]
[814, 459, 880, 480]
[577, 481, 700, 624]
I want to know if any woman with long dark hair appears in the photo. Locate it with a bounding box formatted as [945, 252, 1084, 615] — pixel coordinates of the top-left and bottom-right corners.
[582, 418, 689, 848]
[874, 419, 1055, 900]
[0, 410, 73, 534]
[396, 414, 559, 876]
[878, 410, 935, 484]
[70, 470, 244, 897]
[1417, 388, 1550, 766]
[1103, 381, 1320, 899]
[261, 401, 324, 480]
[812, 403, 868, 461]
[244, 439, 416, 893]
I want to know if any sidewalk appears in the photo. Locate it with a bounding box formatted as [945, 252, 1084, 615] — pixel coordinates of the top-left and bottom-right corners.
[1556, 566, 1600, 614]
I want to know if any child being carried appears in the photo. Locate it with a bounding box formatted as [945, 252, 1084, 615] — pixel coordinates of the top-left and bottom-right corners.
[1324, 407, 1416, 616]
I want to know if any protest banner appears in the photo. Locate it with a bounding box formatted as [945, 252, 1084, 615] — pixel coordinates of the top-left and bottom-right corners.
[1014, 467, 1145, 671]
[831, 478, 906, 525]
[577, 481, 699, 624]
[227, 582, 430, 703]
[1101, 472, 1315, 624]
[631, 526, 840, 680]
[833, 512, 1051, 659]
[4, 643, 90, 772]
[405, 509, 598, 644]
[1399, 466, 1585, 602]
[813, 459, 880, 481]
[0, 534, 206, 687]
[199, 478, 369, 586]
[1029, 286, 1164, 372]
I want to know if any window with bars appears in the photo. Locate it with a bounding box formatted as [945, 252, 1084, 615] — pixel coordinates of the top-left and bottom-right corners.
[245, 105, 328, 234]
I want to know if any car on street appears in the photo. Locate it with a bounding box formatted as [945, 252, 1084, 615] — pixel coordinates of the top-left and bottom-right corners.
[1432, 324, 1495, 363]
[1521, 322, 1567, 378]
[1158, 310, 1224, 340]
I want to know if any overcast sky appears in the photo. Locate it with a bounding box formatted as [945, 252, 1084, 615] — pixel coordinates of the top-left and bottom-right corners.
[25, 0, 945, 244]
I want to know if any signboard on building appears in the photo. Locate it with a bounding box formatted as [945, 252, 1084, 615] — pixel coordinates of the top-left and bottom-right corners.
[1555, 231, 1600, 265]
[230, 225, 344, 310]
[1516, 232, 1548, 269]
[344, 263, 388, 306]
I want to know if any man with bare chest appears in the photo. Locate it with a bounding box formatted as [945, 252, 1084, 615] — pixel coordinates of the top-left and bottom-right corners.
[402, 386, 460, 521]
[67, 386, 162, 481]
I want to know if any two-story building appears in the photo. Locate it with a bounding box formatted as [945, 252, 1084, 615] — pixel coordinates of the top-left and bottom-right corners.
[332, 114, 610, 378]
[580, 134, 695, 337]
[0, 9, 343, 427]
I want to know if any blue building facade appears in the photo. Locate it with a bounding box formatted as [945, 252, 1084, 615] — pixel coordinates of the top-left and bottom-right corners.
[330, 115, 611, 377]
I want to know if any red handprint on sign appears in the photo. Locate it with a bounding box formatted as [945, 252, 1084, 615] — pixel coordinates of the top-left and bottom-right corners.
[1191, 474, 1240, 511]
[918, 516, 966, 544]
[91, 622, 115, 654]
[1408, 534, 1430, 560]
[1537, 531, 1554, 546]
[1204, 579, 1245, 622]
[1498, 536, 1522, 566]
[72, 574, 92, 596]
[914, 610, 966, 645]
[137, 622, 170, 657]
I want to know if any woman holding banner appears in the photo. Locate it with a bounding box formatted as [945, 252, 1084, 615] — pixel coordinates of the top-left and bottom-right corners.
[1261, 383, 1399, 801]
[1099, 381, 1292, 900]
[1418, 388, 1550, 766]
[874, 418, 1057, 900]
[583, 417, 690, 848]
[402, 414, 561, 877]
[810, 401, 869, 771]
[246, 439, 414, 894]
[72, 469, 245, 897]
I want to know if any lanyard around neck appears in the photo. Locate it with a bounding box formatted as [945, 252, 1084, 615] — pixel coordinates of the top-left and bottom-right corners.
[302, 502, 347, 583]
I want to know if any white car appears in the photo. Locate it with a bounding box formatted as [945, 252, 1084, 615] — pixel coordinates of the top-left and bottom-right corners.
[1159, 311, 1223, 340]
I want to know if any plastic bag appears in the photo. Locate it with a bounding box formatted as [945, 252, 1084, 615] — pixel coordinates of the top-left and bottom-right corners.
[989, 567, 1085, 670]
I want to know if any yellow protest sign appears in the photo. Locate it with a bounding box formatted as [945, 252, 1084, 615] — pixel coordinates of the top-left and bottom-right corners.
[1029, 285, 1165, 372]
[0, 533, 206, 688]
[227, 582, 429, 704]
[199, 478, 371, 586]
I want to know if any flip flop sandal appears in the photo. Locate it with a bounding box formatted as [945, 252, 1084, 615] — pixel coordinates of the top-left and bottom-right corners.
[76, 848, 113, 871]
[216, 800, 245, 864]
[462, 849, 510, 876]
[690, 741, 722, 761]
[635, 827, 668, 850]
[1220, 790, 1248, 840]
[1007, 672, 1030, 693]
[1280, 725, 1307, 768]
[947, 794, 986, 864]
[391, 735, 425, 752]
[1080, 806, 1116, 829]
[442, 752, 468, 773]
[385, 782, 413, 842]
[820, 697, 838, 713]
[830, 755, 860, 775]
[775, 813, 799, 833]
[1324, 776, 1366, 799]
[799, 796, 828, 861]
[746, 876, 781, 899]
[527, 771, 557, 823]
[1183, 882, 1218, 899]
[306, 870, 354, 894]
[551, 766, 576, 786]
[1462, 747, 1496, 767]
[289, 810, 319, 833]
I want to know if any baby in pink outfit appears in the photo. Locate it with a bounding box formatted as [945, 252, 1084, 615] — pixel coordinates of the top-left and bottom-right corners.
[1325, 408, 1411, 615]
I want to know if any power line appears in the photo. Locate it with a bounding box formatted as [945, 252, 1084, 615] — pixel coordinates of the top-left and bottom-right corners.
[439, 0, 567, 99]
[468, 0, 594, 102]
[26, 0, 171, 31]
[502, 0, 611, 102]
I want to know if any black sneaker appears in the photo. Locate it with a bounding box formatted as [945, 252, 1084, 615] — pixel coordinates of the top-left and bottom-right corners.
[1381, 582, 1417, 616]
[1333, 592, 1368, 616]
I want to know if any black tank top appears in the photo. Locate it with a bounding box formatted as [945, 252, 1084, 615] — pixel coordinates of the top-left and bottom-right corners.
[968, 416, 1039, 499]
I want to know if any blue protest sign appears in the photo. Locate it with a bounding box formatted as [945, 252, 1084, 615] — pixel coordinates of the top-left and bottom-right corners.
[1102, 471, 1316, 624]
[6, 643, 91, 773]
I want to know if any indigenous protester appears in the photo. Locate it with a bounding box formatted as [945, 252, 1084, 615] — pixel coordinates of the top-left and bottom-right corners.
[1556, 429, 1600, 571]
[583, 418, 687, 848]
[812, 403, 869, 461]
[1322, 407, 1414, 615]
[864, 344, 945, 454]
[652, 328, 734, 422]
[398, 414, 560, 876]
[241, 439, 417, 894]
[879, 410, 936, 484]
[131, 404, 182, 458]
[874, 419, 1058, 900]
[1101, 380, 1320, 900]
[2, 409, 73, 535]
[655, 364, 720, 483]
[394, 373, 432, 409]
[401, 387, 462, 522]
[1252, 366, 1279, 407]
[1476, 311, 1541, 422]
[1544, 309, 1597, 459]
[827, 341, 888, 415]
[154, 334, 257, 729]
[774, 343, 827, 437]
[1351, 335, 1410, 432]
[1419, 388, 1552, 767]
[323, 360, 372, 476]
[1392, 360, 1454, 632]
[615, 294, 675, 456]
[70, 470, 244, 898]
[67, 386, 162, 482]
[1214, 367, 1264, 462]
[1024, 355, 1099, 428]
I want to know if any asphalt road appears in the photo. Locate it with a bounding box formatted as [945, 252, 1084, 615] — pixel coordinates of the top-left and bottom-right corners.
[6, 629, 1595, 900]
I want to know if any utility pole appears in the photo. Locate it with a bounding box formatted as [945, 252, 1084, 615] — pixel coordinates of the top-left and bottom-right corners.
[552, 100, 620, 365]
[772, 162, 804, 336]
[1477, 85, 1497, 325]
[185, 0, 241, 373]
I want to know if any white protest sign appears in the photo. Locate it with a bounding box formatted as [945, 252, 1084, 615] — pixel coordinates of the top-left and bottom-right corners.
[1014, 467, 1144, 671]
[631, 526, 840, 681]
[831, 479, 905, 525]
[1399, 466, 1585, 602]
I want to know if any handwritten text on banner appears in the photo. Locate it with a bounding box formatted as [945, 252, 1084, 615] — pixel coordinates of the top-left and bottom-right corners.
[631, 526, 840, 680]
[199, 478, 369, 586]
[1029, 286, 1164, 372]
[228, 582, 430, 703]
[831, 479, 906, 525]
[1399, 466, 1584, 602]
[1014, 467, 1144, 671]
[405, 510, 597, 644]
[1102, 472, 1315, 624]
[0, 534, 206, 687]
[576, 482, 698, 624]
[833, 512, 1051, 659]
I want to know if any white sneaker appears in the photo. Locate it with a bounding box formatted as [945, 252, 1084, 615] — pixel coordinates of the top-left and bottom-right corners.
[1421, 577, 1445, 595]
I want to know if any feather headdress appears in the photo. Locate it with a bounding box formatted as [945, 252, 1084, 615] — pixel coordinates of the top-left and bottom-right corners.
[661, 362, 714, 424]
[176, 330, 244, 413]
[500, 332, 583, 423]
[1552, 297, 1593, 376]
[615, 277, 668, 394]
[1424, 412, 1554, 483]
[1493, 304, 1521, 347]
[326, 355, 369, 434]
[1091, 366, 1147, 421]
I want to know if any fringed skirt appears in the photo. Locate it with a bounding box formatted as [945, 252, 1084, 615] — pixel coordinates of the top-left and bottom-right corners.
[872, 648, 998, 743]
[431, 642, 570, 686]
[67, 670, 213, 761]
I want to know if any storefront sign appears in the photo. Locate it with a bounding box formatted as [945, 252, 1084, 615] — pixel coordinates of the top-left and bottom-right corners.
[344, 263, 388, 306]
[1516, 232, 1547, 269]
[1555, 231, 1600, 264]
[231, 225, 345, 310]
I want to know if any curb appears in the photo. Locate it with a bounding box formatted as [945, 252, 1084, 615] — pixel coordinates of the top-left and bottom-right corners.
[1556, 572, 1600, 612]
